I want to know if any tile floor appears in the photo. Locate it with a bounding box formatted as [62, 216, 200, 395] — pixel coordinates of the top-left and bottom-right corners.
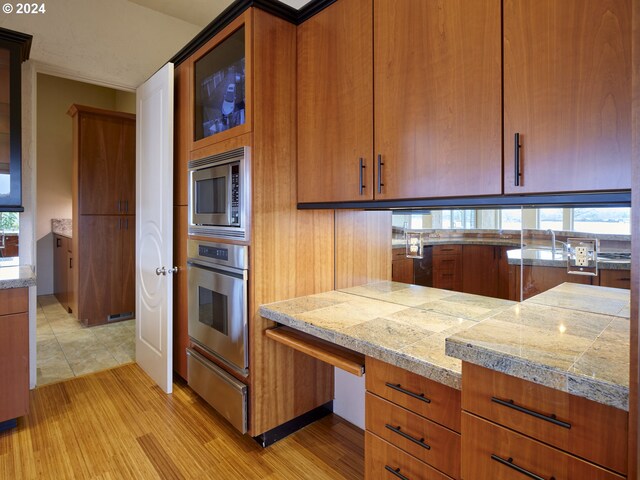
[36, 295, 135, 386]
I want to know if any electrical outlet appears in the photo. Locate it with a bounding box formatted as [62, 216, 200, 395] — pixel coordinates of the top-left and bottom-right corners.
[575, 246, 589, 266]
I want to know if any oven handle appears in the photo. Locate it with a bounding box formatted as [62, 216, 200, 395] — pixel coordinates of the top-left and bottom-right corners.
[187, 260, 247, 279]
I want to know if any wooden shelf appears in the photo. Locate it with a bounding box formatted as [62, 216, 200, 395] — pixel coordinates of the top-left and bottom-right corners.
[265, 326, 365, 376]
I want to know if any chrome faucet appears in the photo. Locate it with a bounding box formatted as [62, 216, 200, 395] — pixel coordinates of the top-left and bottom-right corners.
[545, 228, 568, 256]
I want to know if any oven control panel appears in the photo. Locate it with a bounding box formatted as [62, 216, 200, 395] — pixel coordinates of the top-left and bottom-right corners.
[188, 239, 248, 271]
[199, 245, 229, 261]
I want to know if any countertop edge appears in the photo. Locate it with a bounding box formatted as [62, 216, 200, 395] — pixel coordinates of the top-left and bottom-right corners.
[0, 265, 37, 289]
[259, 306, 462, 390]
[444, 337, 629, 411]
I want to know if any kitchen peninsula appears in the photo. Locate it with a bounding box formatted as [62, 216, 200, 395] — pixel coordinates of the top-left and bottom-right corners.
[260, 281, 630, 478]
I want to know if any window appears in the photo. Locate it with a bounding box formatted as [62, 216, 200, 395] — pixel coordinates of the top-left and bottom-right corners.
[539, 208, 563, 231]
[500, 209, 521, 230]
[573, 207, 630, 235]
[0, 212, 18, 233]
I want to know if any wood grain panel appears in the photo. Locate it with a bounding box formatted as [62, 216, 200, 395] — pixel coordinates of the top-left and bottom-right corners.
[335, 210, 392, 289]
[374, 0, 501, 200]
[297, 0, 373, 202]
[173, 206, 188, 380]
[365, 432, 451, 480]
[0, 312, 28, 422]
[248, 8, 335, 436]
[504, 0, 632, 194]
[630, 0, 640, 475]
[366, 393, 460, 478]
[391, 257, 413, 284]
[599, 269, 631, 289]
[366, 356, 461, 433]
[266, 327, 365, 376]
[187, 11, 253, 151]
[463, 362, 628, 474]
[462, 245, 498, 297]
[117, 216, 135, 317]
[173, 63, 189, 207]
[462, 412, 624, 480]
[521, 264, 593, 300]
[0, 284, 27, 315]
[53, 235, 67, 308]
[0, 364, 363, 479]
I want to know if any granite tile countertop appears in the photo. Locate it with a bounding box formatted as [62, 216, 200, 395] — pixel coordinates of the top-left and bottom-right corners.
[260, 282, 516, 390]
[261, 281, 630, 411]
[52, 218, 72, 238]
[446, 283, 630, 410]
[0, 262, 36, 289]
[392, 238, 521, 249]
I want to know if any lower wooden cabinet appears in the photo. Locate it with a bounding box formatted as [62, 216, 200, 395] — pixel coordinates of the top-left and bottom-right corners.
[366, 432, 452, 480]
[599, 269, 631, 289]
[392, 248, 414, 283]
[432, 245, 462, 292]
[53, 234, 73, 313]
[366, 356, 460, 479]
[461, 245, 511, 299]
[0, 288, 29, 426]
[462, 413, 624, 480]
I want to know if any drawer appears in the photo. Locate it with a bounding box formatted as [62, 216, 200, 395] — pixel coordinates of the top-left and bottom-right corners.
[392, 248, 406, 260]
[462, 412, 624, 480]
[366, 357, 461, 432]
[433, 245, 461, 256]
[366, 393, 460, 479]
[462, 362, 627, 475]
[187, 348, 247, 433]
[0, 288, 28, 316]
[365, 432, 453, 480]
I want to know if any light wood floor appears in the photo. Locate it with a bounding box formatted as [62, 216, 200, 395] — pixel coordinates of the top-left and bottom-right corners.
[0, 364, 364, 479]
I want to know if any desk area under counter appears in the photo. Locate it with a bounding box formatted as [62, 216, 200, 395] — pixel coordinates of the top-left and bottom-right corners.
[260, 281, 630, 479]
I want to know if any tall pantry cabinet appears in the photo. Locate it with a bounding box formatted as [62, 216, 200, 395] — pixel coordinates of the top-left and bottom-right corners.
[68, 105, 136, 327]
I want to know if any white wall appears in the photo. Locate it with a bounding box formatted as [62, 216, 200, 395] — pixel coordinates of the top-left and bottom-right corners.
[334, 369, 365, 430]
[0, 0, 201, 90]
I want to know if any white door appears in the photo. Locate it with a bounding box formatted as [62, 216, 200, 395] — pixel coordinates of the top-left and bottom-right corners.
[135, 63, 174, 393]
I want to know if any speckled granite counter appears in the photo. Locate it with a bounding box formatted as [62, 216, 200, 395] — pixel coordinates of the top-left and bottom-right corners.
[507, 248, 630, 270]
[446, 283, 630, 410]
[392, 239, 521, 249]
[52, 218, 72, 238]
[0, 263, 36, 289]
[260, 282, 516, 389]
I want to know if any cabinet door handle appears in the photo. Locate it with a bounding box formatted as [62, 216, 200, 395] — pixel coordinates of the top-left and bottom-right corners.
[491, 454, 549, 480]
[358, 158, 365, 195]
[125, 218, 129, 230]
[117, 200, 122, 213]
[69, 258, 72, 269]
[56, 238, 61, 248]
[514, 133, 522, 186]
[491, 397, 571, 429]
[385, 424, 431, 450]
[125, 200, 129, 213]
[385, 382, 431, 403]
[377, 154, 384, 194]
[384, 466, 410, 480]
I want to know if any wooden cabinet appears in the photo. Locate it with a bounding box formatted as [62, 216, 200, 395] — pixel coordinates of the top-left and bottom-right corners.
[517, 264, 595, 300]
[69, 105, 135, 327]
[462, 362, 628, 476]
[503, 0, 631, 194]
[0, 234, 18, 257]
[462, 245, 512, 299]
[365, 356, 461, 479]
[53, 234, 72, 313]
[75, 216, 134, 326]
[297, 0, 501, 204]
[173, 206, 188, 380]
[391, 248, 413, 284]
[432, 245, 462, 292]
[69, 105, 136, 215]
[599, 269, 631, 289]
[0, 288, 29, 428]
[374, 0, 502, 200]
[297, 0, 373, 202]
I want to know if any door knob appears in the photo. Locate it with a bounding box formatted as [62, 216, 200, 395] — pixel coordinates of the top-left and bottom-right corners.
[167, 267, 179, 274]
[155, 267, 166, 276]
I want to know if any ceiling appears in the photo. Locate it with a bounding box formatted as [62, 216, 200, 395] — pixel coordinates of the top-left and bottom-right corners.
[128, 0, 312, 27]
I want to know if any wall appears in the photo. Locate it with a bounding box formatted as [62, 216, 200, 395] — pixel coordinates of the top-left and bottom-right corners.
[0, 0, 200, 90]
[36, 74, 135, 294]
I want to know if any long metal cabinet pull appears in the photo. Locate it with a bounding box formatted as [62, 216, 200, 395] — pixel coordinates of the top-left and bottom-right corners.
[385, 382, 431, 403]
[491, 397, 571, 429]
[385, 424, 431, 450]
[359, 158, 365, 195]
[384, 466, 410, 480]
[491, 454, 548, 480]
[514, 133, 521, 186]
[377, 154, 384, 193]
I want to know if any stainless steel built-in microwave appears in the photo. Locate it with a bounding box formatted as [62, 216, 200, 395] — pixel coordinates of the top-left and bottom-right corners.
[188, 147, 248, 239]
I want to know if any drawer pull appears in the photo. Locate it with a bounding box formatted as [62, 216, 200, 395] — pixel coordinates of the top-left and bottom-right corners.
[491, 454, 552, 480]
[384, 465, 410, 480]
[385, 424, 431, 450]
[491, 397, 571, 429]
[385, 383, 431, 404]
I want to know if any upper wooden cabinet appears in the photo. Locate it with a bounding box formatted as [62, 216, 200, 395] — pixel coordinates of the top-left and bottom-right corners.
[374, 0, 502, 200]
[297, 0, 373, 202]
[185, 12, 252, 151]
[68, 105, 136, 215]
[503, 0, 631, 194]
